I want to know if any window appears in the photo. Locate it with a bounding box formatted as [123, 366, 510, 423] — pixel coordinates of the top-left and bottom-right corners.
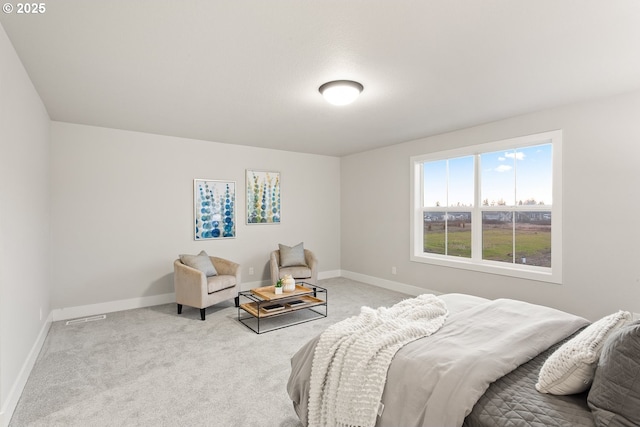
[410, 130, 562, 284]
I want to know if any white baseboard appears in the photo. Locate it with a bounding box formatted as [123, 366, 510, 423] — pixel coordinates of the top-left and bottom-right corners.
[319, 269, 342, 280]
[47, 270, 434, 321]
[52, 292, 176, 322]
[341, 270, 441, 297]
[240, 269, 431, 296]
[1, 312, 52, 427]
[52, 270, 347, 318]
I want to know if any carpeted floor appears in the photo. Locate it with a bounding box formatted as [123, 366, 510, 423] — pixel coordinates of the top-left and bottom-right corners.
[9, 277, 410, 427]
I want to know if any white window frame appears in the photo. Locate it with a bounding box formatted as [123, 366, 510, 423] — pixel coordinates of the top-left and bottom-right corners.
[410, 130, 563, 284]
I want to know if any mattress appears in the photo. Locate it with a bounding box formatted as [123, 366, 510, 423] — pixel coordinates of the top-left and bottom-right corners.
[463, 331, 596, 427]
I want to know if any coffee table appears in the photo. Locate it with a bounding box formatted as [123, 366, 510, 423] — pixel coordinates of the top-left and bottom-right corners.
[237, 282, 327, 334]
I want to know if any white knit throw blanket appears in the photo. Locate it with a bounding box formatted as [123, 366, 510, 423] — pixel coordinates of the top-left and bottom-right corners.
[307, 294, 448, 427]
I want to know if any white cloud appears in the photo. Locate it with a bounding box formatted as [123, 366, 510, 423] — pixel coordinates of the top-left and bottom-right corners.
[498, 156, 505, 161]
[504, 151, 525, 160]
[495, 165, 512, 172]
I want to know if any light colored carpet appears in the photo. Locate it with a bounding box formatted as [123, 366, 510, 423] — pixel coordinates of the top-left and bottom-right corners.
[10, 277, 411, 427]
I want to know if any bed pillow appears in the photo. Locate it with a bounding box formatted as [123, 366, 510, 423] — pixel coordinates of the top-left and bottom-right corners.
[588, 321, 640, 427]
[535, 310, 631, 395]
[179, 250, 218, 276]
[279, 242, 307, 267]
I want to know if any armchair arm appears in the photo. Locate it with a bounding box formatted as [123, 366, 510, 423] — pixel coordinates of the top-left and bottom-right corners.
[211, 257, 241, 285]
[304, 249, 318, 284]
[173, 260, 207, 307]
[270, 250, 280, 285]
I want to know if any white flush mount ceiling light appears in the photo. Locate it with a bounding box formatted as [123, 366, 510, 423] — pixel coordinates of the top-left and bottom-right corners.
[319, 80, 364, 106]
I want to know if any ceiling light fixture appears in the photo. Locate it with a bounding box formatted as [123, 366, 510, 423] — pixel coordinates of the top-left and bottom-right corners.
[319, 80, 364, 106]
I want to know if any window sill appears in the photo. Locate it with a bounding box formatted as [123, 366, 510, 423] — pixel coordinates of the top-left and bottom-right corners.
[410, 253, 562, 285]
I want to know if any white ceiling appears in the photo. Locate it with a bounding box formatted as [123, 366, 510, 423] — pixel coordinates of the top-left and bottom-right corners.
[2, 1, 640, 157]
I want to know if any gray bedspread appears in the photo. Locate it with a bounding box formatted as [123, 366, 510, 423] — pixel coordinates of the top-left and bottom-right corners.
[463, 330, 596, 427]
[287, 293, 589, 427]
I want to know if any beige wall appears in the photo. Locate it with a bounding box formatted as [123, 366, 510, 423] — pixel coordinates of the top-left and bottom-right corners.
[0, 23, 51, 425]
[50, 122, 341, 310]
[341, 89, 640, 321]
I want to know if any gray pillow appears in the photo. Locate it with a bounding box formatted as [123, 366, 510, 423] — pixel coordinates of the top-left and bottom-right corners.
[279, 242, 307, 267]
[179, 250, 218, 276]
[587, 320, 640, 427]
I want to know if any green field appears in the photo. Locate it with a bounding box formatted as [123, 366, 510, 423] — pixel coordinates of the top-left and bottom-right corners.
[424, 223, 551, 267]
[424, 222, 471, 257]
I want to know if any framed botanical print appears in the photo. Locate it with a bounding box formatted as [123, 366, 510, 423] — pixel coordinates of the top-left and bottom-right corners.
[246, 170, 280, 224]
[194, 179, 236, 239]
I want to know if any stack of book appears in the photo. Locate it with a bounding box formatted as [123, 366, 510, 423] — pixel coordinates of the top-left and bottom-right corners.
[286, 300, 307, 308]
[262, 303, 285, 313]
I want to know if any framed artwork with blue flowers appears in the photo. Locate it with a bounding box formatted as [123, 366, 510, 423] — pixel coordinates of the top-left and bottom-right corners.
[193, 179, 236, 239]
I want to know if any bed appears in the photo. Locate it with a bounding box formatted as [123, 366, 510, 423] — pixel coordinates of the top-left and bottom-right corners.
[287, 293, 640, 427]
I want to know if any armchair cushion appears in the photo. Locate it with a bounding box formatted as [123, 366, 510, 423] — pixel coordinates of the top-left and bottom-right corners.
[179, 250, 218, 277]
[279, 266, 312, 280]
[207, 275, 237, 293]
[279, 242, 307, 267]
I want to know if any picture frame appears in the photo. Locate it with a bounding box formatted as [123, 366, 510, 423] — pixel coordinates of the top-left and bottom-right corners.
[193, 179, 236, 239]
[246, 170, 281, 224]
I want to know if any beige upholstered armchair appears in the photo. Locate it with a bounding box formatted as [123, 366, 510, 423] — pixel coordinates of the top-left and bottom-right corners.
[173, 254, 240, 320]
[270, 247, 318, 286]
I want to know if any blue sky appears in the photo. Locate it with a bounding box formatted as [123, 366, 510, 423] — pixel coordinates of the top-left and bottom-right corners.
[423, 143, 552, 207]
